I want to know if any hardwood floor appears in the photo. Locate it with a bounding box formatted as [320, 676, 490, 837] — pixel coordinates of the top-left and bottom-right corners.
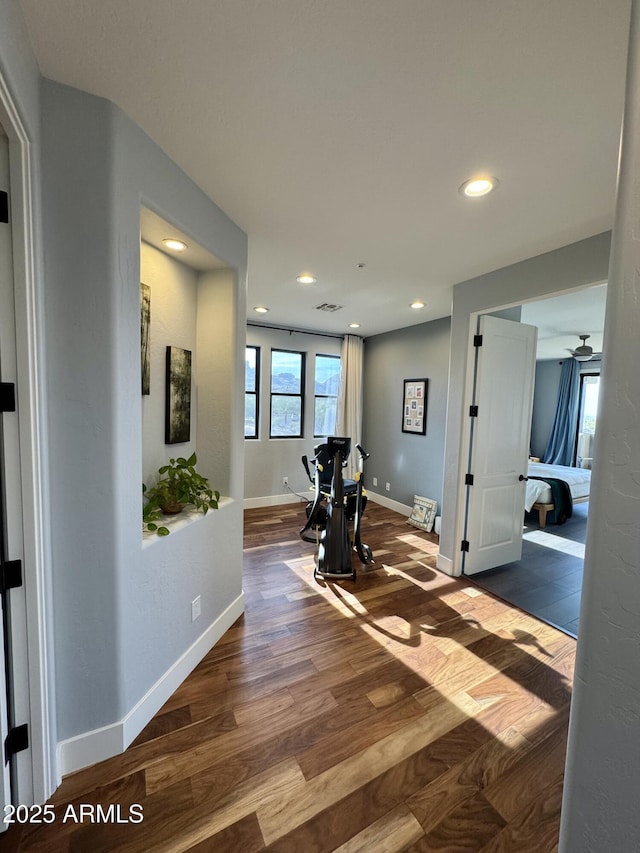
[6, 502, 575, 852]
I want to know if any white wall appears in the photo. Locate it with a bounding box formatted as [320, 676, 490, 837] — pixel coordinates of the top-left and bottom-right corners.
[244, 325, 342, 503]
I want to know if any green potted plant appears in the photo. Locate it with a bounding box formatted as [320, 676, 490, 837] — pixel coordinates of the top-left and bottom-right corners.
[143, 452, 220, 536]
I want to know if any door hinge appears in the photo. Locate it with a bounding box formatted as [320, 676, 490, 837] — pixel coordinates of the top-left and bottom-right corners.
[465, 473, 474, 486]
[0, 191, 8, 224]
[1, 559, 22, 593]
[461, 540, 470, 552]
[469, 405, 479, 417]
[0, 383, 16, 413]
[473, 334, 483, 347]
[4, 724, 28, 763]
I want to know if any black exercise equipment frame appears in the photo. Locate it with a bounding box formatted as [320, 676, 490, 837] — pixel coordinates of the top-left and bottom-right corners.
[299, 437, 373, 581]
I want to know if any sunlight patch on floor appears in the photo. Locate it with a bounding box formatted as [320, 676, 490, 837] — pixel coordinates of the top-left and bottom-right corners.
[522, 528, 585, 558]
[282, 555, 564, 727]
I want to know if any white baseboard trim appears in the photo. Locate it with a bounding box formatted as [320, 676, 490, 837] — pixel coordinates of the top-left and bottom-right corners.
[436, 553, 454, 575]
[57, 592, 245, 778]
[244, 492, 310, 509]
[366, 491, 413, 516]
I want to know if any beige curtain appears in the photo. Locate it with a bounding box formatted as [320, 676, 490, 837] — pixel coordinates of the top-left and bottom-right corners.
[336, 335, 364, 478]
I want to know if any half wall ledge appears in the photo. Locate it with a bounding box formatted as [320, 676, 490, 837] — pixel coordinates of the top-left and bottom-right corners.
[142, 496, 234, 547]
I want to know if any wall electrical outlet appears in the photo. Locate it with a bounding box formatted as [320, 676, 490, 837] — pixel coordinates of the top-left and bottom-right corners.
[191, 595, 201, 622]
[385, 482, 391, 492]
[282, 476, 289, 487]
[372, 477, 378, 487]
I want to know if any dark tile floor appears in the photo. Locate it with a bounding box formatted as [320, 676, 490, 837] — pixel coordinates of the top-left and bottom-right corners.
[469, 502, 588, 637]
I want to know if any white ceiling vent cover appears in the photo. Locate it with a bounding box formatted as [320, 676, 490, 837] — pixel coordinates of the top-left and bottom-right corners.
[315, 303, 343, 312]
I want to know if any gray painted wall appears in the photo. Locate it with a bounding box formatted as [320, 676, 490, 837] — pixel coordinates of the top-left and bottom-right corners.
[362, 316, 451, 509]
[530, 360, 563, 458]
[40, 79, 247, 742]
[244, 325, 341, 501]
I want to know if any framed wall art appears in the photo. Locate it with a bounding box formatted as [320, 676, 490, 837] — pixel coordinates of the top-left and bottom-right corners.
[165, 345, 192, 444]
[407, 495, 438, 532]
[402, 378, 427, 435]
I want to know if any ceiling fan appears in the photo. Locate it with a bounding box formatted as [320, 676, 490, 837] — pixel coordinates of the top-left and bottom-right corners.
[569, 334, 594, 362]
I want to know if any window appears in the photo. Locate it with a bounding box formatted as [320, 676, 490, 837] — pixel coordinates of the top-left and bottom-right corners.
[270, 349, 305, 437]
[245, 346, 259, 439]
[314, 354, 341, 436]
[575, 372, 600, 467]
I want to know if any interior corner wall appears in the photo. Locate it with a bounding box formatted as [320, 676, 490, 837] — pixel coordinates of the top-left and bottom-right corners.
[141, 241, 198, 481]
[439, 231, 611, 575]
[244, 325, 342, 502]
[197, 269, 236, 496]
[40, 78, 247, 760]
[362, 316, 451, 509]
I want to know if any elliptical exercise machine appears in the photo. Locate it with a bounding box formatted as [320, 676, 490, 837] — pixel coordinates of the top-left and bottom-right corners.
[299, 436, 374, 581]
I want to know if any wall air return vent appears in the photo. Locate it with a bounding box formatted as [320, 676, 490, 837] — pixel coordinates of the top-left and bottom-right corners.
[315, 303, 343, 312]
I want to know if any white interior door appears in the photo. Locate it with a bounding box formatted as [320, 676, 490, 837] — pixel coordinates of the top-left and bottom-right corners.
[463, 314, 537, 575]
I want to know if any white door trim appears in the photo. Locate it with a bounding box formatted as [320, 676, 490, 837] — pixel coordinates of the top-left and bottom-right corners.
[451, 311, 485, 576]
[0, 73, 56, 802]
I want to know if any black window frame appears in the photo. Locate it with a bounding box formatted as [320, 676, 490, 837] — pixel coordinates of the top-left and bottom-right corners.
[269, 348, 306, 439]
[244, 345, 260, 439]
[313, 353, 341, 438]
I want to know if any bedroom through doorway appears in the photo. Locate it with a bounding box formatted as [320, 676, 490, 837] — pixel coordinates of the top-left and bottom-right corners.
[469, 285, 606, 637]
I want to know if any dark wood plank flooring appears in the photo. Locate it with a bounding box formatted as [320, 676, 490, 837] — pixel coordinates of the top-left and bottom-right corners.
[5, 501, 575, 852]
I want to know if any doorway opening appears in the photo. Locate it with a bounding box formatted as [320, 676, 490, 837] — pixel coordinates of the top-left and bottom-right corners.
[465, 285, 606, 637]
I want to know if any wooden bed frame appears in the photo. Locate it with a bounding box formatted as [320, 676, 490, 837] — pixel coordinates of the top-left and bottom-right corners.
[532, 494, 589, 529]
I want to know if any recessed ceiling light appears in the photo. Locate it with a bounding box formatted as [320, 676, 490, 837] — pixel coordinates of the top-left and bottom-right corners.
[296, 274, 317, 285]
[410, 300, 425, 309]
[355, 263, 366, 269]
[162, 238, 188, 252]
[459, 176, 498, 198]
[349, 322, 361, 329]
[254, 306, 269, 314]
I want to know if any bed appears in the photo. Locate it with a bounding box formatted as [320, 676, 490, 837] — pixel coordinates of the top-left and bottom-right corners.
[525, 461, 591, 528]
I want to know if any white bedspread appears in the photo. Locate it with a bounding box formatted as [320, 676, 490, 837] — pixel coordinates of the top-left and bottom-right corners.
[525, 462, 591, 512]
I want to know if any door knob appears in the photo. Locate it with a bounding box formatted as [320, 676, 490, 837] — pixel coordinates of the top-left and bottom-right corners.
[519, 474, 528, 482]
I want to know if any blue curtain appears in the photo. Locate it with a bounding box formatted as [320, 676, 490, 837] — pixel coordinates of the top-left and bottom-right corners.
[543, 358, 580, 466]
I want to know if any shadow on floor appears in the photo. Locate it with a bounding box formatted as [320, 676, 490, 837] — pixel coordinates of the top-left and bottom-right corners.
[468, 502, 588, 637]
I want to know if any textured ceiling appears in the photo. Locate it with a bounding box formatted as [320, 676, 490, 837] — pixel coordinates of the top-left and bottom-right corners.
[19, 0, 631, 340]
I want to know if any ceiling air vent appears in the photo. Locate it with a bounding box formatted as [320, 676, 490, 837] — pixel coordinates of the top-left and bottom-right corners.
[315, 303, 343, 312]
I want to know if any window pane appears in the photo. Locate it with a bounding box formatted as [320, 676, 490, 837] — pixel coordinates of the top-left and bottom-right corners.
[271, 396, 302, 436]
[315, 355, 340, 394]
[271, 351, 302, 393]
[314, 396, 337, 436]
[245, 393, 256, 437]
[576, 374, 600, 467]
[245, 347, 257, 392]
[581, 375, 600, 433]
